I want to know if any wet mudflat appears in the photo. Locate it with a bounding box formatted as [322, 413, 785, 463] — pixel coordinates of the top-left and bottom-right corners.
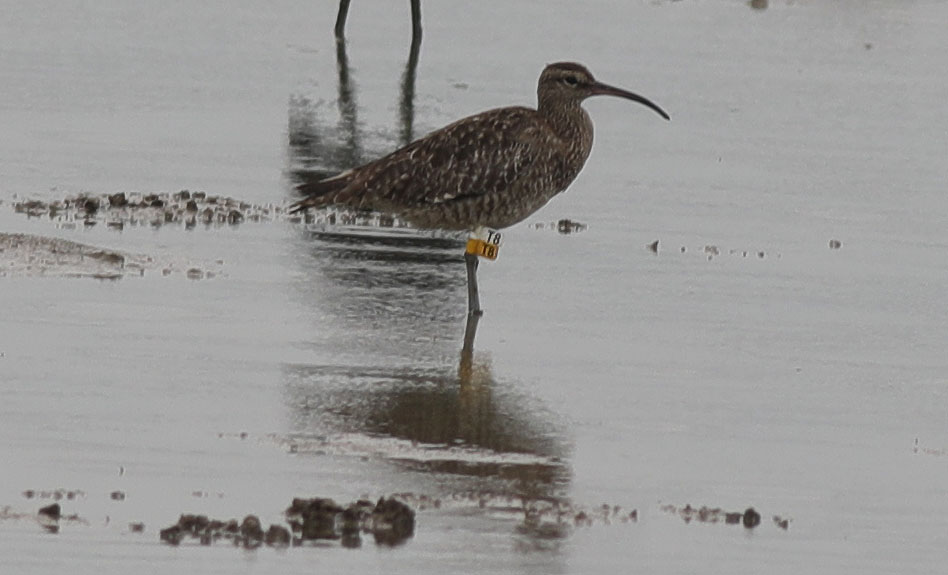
[2, 1, 948, 573]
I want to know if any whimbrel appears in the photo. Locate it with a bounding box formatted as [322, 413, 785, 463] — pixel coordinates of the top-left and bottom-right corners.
[291, 62, 669, 336]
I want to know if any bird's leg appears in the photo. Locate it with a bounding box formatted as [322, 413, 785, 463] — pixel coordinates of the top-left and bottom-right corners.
[464, 251, 482, 317]
[463, 226, 501, 317]
[460, 253, 481, 373]
[334, 0, 351, 41]
[399, 6, 422, 148]
[409, 0, 422, 45]
[460, 227, 500, 358]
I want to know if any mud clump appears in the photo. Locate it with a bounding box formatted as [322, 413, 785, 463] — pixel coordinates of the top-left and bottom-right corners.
[159, 524, 183, 545]
[22, 488, 85, 501]
[286, 496, 415, 547]
[239, 515, 265, 548]
[530, 219, 588, 234]
[286, 497, 343, 541]
[0, 497, 88, 533]
[108, 192, 128, 208]
[37, 503, 62, 534]
[557, 219, 587, 234]
[158, 495, 416, 549]
[369, 497, 415, 545]
[742, 507, 761, 528]
[660, 503, 781, 530]
[10, 191, 286, 229]
[265, 524, 291, 547]
[160, 514, 267, 548]
[9, 189, 477, 236]
[38, 503, 61, 521]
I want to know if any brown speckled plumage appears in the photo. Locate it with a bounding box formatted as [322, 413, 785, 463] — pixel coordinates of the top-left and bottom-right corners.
[290, 62, 669, 230]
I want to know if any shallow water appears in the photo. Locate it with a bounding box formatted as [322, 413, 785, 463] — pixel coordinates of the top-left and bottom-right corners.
[2, 0, 948, 573]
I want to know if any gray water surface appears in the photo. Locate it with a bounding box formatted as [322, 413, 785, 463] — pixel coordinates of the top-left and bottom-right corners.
[2, 1, 948, 573]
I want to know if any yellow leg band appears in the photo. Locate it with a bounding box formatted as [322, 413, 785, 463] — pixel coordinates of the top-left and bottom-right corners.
[465, 238, 500, 260]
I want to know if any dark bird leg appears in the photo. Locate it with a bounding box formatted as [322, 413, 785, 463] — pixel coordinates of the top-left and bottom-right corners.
[334, 0, 351, 41]
[336, 1, 421, 45]
[409, 0, 422, 46]
[461, 252, 482, 371]
[334, 26, 362, 168]
[464, 252, 482, 318]
[398, 4, 422, 147]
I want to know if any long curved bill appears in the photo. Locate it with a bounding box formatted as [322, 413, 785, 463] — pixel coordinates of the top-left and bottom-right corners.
[590, 81, 671, 121]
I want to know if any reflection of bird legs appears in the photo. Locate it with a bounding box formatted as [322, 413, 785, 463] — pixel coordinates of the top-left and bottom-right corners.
[409, 0, 422, 43]
[332, 28, 363, 170]
[334, 0, 351, 40]
[335, 0, 423, 45]
[457, 349, 492, 434]
[399, 11, 422, 147]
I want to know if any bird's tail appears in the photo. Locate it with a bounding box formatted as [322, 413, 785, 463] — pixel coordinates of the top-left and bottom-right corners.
[288, 169, 354, 214]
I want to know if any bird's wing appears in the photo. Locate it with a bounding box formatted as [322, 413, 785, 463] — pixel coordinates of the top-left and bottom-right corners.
[334, 107, 548, 210]
[289, 169, 358, 213]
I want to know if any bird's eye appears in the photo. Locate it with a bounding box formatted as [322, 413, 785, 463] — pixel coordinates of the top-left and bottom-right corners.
[563, 76, 579, 87]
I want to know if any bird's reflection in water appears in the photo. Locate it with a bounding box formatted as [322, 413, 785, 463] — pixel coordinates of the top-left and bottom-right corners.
[288, 13, 422, 183]
[285, 232, 570, 496]
[283, 14, 570, 514]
